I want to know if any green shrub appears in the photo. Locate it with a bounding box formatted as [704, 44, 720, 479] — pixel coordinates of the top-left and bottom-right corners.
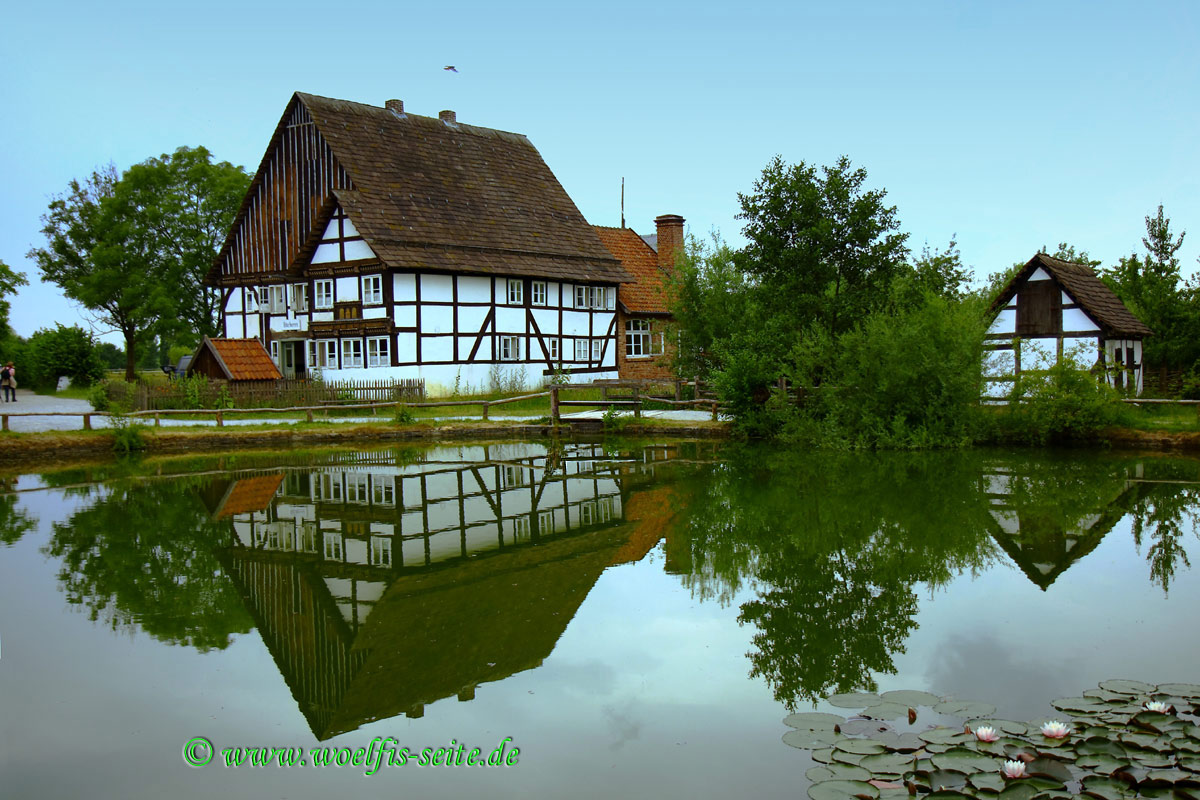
[87, 382, 111, 412]
[393, 405, 416, 425]
[23, 324, 105, 390]
[109, 414, 148, 453]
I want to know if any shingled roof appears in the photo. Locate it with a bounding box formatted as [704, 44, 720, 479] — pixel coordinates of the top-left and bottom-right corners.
[188, 337, 282, 381]
[993, 253, 1152, 337]
[232, 93, 631, 285]
[593, 225, 671, 314]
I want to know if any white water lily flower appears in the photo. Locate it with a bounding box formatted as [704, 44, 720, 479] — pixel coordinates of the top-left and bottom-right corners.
[1040, 720, 1071, 739]
[1002, 760, 1028, 779]
[974, 725, 1000, 742]
[1143, 700, 1172, 713]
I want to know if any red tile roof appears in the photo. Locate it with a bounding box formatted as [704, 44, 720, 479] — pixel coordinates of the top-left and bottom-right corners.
[213, 474, 285, 518]
[593, 226, 671, 314]
[199, 337, 283, 381]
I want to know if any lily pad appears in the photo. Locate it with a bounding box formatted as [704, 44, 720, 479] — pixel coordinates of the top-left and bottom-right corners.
[1052, 696, 1109, 714]
[862, 702, 913, 721]
[836, 739, 889, 756]
[919, 728, 973, 745]
[808, 764, 872, 783]
[1080, 776, 1134, 800]
[1084, 688, 1133, 703]
[925, 770, 968, 791]
[811, 747, 836, 764]
[1156, 683, 1200, 698]
[1075, 754, 1131, 775]
[859, 752, 916, 775]
[806, 779, 879, 800]
[934, 700, 997, 718]
[828, 692, 883, 709]
[880, 689, 942, 707]
[831, 749, 869, 766]
[839, 719, 893, 736]
[1144, 768, 1195, 785]
[878, 732, 925, 753]
[969, 771, 1007, 793]
[784, 729, 844, 749]
[931, 749, 1002, 774]
[968, 718, 1029, 737]
[926, 792, 973, 799]
[1026, 758, 1073, 785]
[1099, 679, 1157, 696]
[997, 782, 1039, 800]
[785, 712, 846, 730]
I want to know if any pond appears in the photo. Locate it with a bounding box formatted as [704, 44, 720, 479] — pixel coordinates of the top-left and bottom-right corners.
[0, 440, 1198, 798]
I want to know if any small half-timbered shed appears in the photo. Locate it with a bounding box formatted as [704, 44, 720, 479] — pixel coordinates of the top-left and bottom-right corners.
[206, 93, 632, 391]
[984, 253, 1152, 398]
[593, 214, 684, 382]
[187, 336, 283, 382]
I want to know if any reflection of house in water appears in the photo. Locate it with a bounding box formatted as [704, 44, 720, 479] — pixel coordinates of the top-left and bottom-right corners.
[210, 442, 692, 739]
[981, 461, 1143, 590]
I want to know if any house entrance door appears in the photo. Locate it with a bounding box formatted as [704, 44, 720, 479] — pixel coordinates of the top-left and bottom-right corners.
[281, 341, 305, 379]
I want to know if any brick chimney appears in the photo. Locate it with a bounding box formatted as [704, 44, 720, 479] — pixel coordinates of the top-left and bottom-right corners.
[385, 99, 404, 114]
[655, 214, 685, 271]
[439, 109, 457, 124]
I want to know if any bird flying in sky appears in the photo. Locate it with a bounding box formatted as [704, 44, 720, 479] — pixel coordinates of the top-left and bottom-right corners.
[444, 66, 458, 72]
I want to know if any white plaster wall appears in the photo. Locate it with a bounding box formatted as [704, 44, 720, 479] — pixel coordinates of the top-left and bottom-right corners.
[344, 239, 375, 260]
[394, 305, 416, 328]
[561, 310, 590, 335]
[312, 311, 333, 323]
[494, 306, 525, 333]
[1029, 267, 1051, 281]
[1062, 308, 1099, 332]
[397, 332, 416, 363]
[421, 335, 453, 361]
[227, 290, 243, 313]
[394, 273, 416, 302]
[312, 243, 339, 263]
[363, 306, 387, 320]
[422, 305, 453, 334]
[224, 317, 237, 338]
[321, 218, 339, 239]
[335, 276, 358, 302]
[421, 274, 453, 302]
[531, 308, 558, 334]
[246, 314, 260, 338]
[455, 336, 478, 357]
[458, 276, 490, 303]
[458, 304, 489, 334]
[989, 309, 1017, 335]
[1061, 291, 1073, 304]
[593, 312, 615, 333]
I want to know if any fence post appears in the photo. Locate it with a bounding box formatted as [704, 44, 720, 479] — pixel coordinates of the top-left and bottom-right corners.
[306, 409, 314, 423]
[550, 386, 560, 424]
[216, 410, 223, 427]
[83, 414, 92, 431]
[2, 415, 7, 432]
[482, 402, 490, 421]
[633, 385, 641, 418]
[675, 380, 682, 401]
[711, 401, 718, 421]
[154, 413, 161, 427]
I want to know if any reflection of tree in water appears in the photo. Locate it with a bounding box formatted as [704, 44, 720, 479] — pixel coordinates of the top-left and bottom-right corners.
[0, 483, 37, 546]
[1126, 461, 1200, 594]
[43, 479, 253, 651]
[671, 446, 999, 708]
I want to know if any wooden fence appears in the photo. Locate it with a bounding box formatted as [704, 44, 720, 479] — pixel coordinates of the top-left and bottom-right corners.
[130, 377, 425, 411]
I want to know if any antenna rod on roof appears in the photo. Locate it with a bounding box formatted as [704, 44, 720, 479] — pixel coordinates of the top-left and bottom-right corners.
[621, 177, 625, 229]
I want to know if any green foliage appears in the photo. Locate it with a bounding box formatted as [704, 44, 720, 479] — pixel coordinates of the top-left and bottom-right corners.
[167, 343, 194, 368]
[23, 324, 105, 390]
[909, 237, 972, 301]
[28, 148, 249, 381]
[791, 288, 989, 449]
[213, 384, 234, 410]
[95, 342, 125, 370]
[393, 405, 416, 425]
[86, 382, 111, 412]
[667, 232, 750, 380]
[988, 351, 1134, 444]
[0, 259, 29, 341]
[181, 374, 207, 408]
[736, 154, 910, 338]
[108, 413, 148, 453]
[601, 405, 629, 432]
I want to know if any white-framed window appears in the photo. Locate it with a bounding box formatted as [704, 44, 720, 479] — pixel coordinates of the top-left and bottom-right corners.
[532, 281, 548, 305]
[314, 279, 334, 310]
[538, 510, 554, 535]
[625, 319, 664, 358]
[345, 473, 370, 504]
[574, 285, 610, 310]
[362, 274, 383, 305]
[591, 339, 603, 362]
[270, 340, 280, 365]
[307, 339, 338, 368]
[366, 336, 389, 368]
[512, 516, 530, 542]
[548, 338, 559, 362]
[580, 501, 595, 526]
[574, 339, 589, 362]
[245, 288, 259, 313]
[300, 522, 318, 553]
[315, 473, 343, 502]
[323, 531, 343, 561]
[507, 279, 524, 305]
[292, 284, 308, 312]
[342, 338, 363, 368]
[264, 285, 286, 313]
[575, 285, 587, 309]
[500, 335, 520, 361]
[371, 477, 395, 506]
[503, 465, 527, 488]
[369, 536, 392, 566]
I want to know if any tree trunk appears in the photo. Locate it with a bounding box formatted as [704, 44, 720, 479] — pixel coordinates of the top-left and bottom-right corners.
[124, 332, 138, 382]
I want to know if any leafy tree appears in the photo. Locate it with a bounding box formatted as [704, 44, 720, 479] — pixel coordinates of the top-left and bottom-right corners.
[911, 237, 972, 300]
[95, 341, 125, 370]
[28, 148, 248, 381]
[667, 233, 752, 381]
[23, 324, 105, 389]
[0, 259, 29, 340]
[736, 155, 910, 339]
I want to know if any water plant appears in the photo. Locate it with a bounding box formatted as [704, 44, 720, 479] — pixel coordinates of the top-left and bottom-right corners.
[783, 680, 1200, 800]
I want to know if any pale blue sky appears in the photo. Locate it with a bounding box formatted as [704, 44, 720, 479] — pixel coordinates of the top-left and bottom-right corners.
[2, 0, 1198, 343]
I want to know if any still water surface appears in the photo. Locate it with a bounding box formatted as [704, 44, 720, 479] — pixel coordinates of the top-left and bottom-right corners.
[1, 441, 1198, 798]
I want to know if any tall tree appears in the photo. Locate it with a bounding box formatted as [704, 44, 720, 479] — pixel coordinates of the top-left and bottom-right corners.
[28, 149, 249, 381]
[0, 259, 29, 340]
[736, 155, 910, 338]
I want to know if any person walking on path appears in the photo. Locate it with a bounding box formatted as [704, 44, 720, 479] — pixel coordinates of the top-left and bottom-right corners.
[1, 362, 16, 402]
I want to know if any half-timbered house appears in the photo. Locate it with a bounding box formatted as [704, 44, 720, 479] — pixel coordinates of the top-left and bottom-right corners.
[594, 214, 683, 382]
[207, 93, 632, 391]
[984, 253, 1152, 398]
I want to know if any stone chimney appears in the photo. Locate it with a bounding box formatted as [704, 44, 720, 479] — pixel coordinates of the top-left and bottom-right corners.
[655, 214, 685, 271]
[385, 99, 404, 114]
[439, 109, 457, 124]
